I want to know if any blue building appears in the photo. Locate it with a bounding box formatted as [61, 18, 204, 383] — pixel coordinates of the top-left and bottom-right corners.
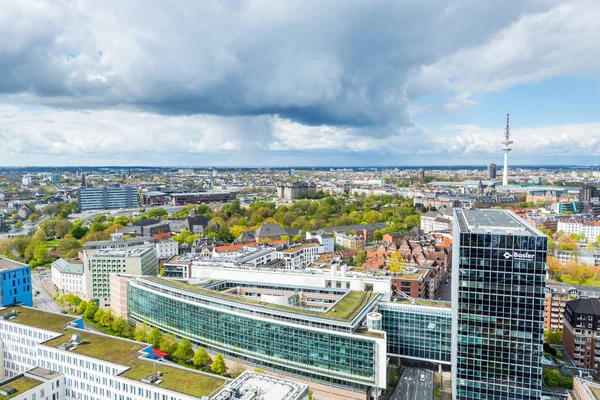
[0, 258, 32, 307]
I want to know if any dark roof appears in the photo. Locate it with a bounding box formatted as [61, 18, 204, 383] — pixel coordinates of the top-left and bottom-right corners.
[321, 223, 387, 233]
[131, 219, 161, 227]
[255, 223, 286, 237]
[185, 216, 210, 230]
[568, 297, 600, 316]
[285, 228, 302, 237]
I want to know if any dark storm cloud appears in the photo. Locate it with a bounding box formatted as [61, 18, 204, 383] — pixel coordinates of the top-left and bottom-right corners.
[0, 0, 552, 130]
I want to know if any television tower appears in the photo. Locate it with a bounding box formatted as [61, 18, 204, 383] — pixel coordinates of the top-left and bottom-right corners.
[501, 107, 513, 186]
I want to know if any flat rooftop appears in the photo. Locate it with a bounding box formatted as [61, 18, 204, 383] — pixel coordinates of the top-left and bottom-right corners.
[142, 277, 378, 324]
[38, 325, 225, 398]
[455, 208, 543, 236]
[0, 307, 79, 332]
[278, 244, 318, 253]
[86, 245, 154, 258]
[0, 258, 28, 271]
[213, 372, 308, 400]
[0, 376, 42, 400]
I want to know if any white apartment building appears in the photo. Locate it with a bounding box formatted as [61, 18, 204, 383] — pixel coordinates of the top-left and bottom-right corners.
[51, 259, 85, 297]
[155, 238, 178, 260]
[557, 218, 600, 241]
[420, 210, 453, 233]
[276, 244, 323, 270]
[83, 245, 158, 308]
[306, 232, 334, 253]
[0, 307, 228, 400]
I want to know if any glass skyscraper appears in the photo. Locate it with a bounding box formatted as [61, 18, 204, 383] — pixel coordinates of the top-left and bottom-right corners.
[452, 209, 547, 400]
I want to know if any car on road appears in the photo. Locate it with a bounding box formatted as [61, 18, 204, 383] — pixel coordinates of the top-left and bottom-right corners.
[420, 374, 426, 382]
[60, 310, 67, 314]
[445, 278, 449, 284]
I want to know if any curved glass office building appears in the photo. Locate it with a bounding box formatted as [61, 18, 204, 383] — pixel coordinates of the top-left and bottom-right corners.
[127, 277, 387, 398]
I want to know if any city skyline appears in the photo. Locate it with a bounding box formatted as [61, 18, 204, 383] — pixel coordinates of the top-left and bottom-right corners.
[1, 1, 600, 166]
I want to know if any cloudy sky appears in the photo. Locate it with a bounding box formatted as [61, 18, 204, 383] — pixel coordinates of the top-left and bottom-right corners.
[1, 0, 599, 167]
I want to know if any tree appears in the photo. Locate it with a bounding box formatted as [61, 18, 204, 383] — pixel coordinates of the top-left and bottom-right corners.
[70, 224, 89, 240]
[147, 208, 168, 219]
[148, 328, 163, 349]
[545, 330, 563, 345]
[218, 224, 233, 242]
[404, 215, 420, 229]
[134, 324, 151, 343]
[56, 236, 83, 256]
[228, 200, 242, 216]
[100, 308, 114, 327]
[373, 230, 384, 241]
[55, 219, 73, 238]
[111, 317, 128, 336]
[354, 250, 367, 267]
[546, 257, 564, 279]
[388, 252, 405, 273]
[83, 299, 98, 319]
[230, 363, 245, 378]
[77, 301, 88, 315]
[93, 308, 105, 323]
[193, 347, 212, 369]
[230, 225, 249, 238]
[113, 216, 129, 226]
[173, 338, 194, 362]
[160, 333, 178, 354]
[32, 244, 52, 266]
[211, 354, 227, 375]
[363, 210, 382, 224]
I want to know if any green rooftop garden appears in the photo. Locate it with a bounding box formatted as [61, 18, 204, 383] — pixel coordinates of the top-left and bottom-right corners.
[393, 298, 452, 308]
[0, 376, 42, 399]
[45, 330, 225, 398]
[145, 277, 378, 323]
[122, 361, 225, 398]
[1, 307, 79, 332]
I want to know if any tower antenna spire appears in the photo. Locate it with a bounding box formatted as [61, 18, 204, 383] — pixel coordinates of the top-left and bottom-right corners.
[501, 106, 513, 186]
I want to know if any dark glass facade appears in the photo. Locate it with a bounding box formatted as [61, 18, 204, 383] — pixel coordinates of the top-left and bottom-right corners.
[379, 302, 451, 364]
[127, 280, 383, 391]
[455, 230, 547, 400]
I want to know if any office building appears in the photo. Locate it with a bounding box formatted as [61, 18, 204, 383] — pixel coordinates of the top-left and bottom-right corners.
[126, 277, 387, 400]
[563, 298, 600, 372]
[0, 367, 64, 400]
[0, 307, 229, 399]
[380, 300, 452, 365]
[0, 258, 32, 307]
[51, 258, 85, 297]
[452, 209, 547, 400]
[77, 186, 138, 211]
[169, 190, 236, 205]
[488, 163, 497, 179]
[83, 245, 158, 308]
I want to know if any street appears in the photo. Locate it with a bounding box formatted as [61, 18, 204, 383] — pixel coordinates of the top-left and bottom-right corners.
[392, 367, 434, 400]
[438, 277, 451, 301]
[31, 270, 63, 313]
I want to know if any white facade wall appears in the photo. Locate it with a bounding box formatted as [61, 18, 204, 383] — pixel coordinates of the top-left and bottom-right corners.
[51, 267, 85, 296]
[276, 245, 323, 270]
[155, 239, 179, 260]
[558, 220, 600, 241]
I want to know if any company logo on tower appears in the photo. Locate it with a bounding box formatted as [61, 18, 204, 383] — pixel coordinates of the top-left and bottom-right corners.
[503, 251, 535, 260]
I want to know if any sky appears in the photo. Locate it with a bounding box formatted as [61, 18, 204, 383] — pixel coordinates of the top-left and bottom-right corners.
[1, 0, 600, 167]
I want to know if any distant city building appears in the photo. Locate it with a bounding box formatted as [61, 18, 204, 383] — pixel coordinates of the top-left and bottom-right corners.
[487, 163, 497, 179]
[277, 181, 316, 200]
[417, 168, 425, 181]
[168, 190, 236, 205]
[21, 175, 32, 186]
[558, 217, 600, 241]
[420, 208, 453, 233]
[579, 186, 600, 203]
[453, 209, 546, 399]
[77, 186, 138, 211]
[0, 258, 32, 307]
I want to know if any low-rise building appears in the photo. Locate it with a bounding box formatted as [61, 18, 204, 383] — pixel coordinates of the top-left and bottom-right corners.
[51, 258, 85, 297]
[544, 283, 600, 332]
[155, 237, 179, 260]
[0, 258, 32, 307]
[0, 368, 64, 400]
[420, 209, 453, 233]
[335, 233, 365, 249]
[558, 217, 600, 242]
[306, 231, 334, 253]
